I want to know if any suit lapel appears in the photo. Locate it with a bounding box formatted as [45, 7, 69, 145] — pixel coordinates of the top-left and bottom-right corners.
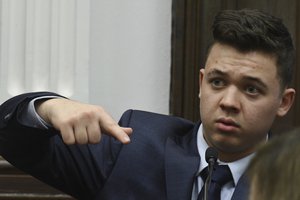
[165, 123, 200, 200]
[231, 173, 249, 200]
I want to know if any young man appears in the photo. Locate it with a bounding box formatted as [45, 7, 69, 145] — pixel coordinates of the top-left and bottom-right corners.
[0, 9, 296, 200]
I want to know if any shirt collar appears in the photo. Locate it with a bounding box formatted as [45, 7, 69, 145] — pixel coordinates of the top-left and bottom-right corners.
[196, 124, 255, 186]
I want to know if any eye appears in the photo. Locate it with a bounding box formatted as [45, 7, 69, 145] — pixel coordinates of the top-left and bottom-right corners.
[210, 78, 225, 88]
[245, 85, 260, 95]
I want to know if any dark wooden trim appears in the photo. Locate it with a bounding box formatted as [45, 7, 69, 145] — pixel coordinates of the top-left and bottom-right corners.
[294, 0, 300, 126]
[170, 0, 202, 121]
[0, 157, 75, 200]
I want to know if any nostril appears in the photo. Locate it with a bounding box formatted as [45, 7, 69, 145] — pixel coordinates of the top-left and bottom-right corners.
[220, 103, 240, 114]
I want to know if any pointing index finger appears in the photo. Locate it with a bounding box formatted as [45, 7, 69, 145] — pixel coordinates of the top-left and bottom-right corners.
[98, 109, 132, 144]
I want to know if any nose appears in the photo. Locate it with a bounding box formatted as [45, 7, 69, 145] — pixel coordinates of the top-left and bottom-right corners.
[219, 86, 241, 114]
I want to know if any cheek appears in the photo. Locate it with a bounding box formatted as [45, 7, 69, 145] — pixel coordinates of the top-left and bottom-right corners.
[243, 100, 279, 127]
[199, 92, 218, 117]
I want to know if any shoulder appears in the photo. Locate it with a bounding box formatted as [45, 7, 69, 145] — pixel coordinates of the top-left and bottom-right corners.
[118, 109, 197, 140]
[120, 109, 195, 129]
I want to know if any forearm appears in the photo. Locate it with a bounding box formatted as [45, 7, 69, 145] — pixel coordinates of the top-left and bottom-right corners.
[0, 91, 64, 129]
[0, 92, 61, 157]
[0, 92, 64, 168]
[0, 92, 128, 199]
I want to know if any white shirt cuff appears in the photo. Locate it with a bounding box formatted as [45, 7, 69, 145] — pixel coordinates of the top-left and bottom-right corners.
[20, 96, 60, 129]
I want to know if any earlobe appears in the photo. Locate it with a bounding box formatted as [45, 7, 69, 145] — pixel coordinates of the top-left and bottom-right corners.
[277, 88, 296, 116]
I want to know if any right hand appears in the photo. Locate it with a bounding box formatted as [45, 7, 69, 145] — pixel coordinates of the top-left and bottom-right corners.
[35, 98, 132, 145]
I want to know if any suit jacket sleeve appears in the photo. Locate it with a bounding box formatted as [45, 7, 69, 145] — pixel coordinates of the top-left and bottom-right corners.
[0, 92, 130, 200]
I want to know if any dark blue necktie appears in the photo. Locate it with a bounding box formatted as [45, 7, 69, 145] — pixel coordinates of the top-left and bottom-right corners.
[197, 165, 232, 200]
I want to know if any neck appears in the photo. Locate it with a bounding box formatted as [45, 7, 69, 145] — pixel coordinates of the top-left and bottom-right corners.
[203, 136, 266, 163]
[218, 150, 254, 162]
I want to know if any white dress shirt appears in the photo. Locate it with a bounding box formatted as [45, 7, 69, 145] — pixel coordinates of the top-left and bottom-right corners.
[191, 124, 254, 200]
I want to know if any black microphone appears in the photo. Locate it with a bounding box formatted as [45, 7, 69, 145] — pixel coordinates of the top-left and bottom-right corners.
[203, 147, 218, 200]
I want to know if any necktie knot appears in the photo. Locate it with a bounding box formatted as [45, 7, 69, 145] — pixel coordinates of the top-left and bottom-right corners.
[211, 165, 232, 186]
[198, 165, 232, 200]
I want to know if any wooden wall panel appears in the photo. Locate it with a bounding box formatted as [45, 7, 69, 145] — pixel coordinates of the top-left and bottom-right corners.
[0, 157, 75, 200]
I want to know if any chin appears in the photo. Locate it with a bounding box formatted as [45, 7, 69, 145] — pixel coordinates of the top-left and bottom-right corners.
[214, 140, 243, 153]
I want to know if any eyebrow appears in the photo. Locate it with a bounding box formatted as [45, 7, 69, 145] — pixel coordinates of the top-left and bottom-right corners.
[243, 76, 268, 90]
[206, 69, 228, 78]
[206, 69, 268, 89]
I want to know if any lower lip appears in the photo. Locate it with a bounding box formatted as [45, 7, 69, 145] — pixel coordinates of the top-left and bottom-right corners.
[216, 122, 239, 132]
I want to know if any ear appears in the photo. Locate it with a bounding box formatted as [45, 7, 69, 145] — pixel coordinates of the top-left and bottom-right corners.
[276, 88, 296, 117]
[199, 68, 205, 98]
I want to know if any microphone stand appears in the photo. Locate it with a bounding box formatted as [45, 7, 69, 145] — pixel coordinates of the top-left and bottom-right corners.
[203, 159, 216, 200]
[203, 147, 218, 200]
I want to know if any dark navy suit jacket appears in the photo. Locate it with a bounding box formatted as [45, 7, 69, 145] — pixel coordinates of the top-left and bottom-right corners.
[0, 92, 249, 200]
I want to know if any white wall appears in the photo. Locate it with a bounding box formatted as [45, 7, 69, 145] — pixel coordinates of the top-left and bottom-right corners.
[0, 0, 171, 121]
[0, 0, 90, 103]
[89, 0, 171, 120]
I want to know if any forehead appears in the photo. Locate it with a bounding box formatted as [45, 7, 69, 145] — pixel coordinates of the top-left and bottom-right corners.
[205, 43, 278, 80]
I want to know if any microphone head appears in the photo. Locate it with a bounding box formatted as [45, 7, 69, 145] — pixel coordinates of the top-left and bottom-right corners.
[205, 147, 218, 163]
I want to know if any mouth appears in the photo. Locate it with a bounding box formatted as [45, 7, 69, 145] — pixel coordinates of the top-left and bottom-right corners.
[215, 118, 240, 132]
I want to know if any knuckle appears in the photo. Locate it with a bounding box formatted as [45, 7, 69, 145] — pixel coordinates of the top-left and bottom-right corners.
[105, 122, 119, 133]
[89, 135, 101, 144]
[94, 105, 104, 113]
[78, 108, 101, 121]
[57, 117, 78, 128]
[63, 134, 75, 145]
[75, 135, 88, 144]
[88, 129, 101, 143]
